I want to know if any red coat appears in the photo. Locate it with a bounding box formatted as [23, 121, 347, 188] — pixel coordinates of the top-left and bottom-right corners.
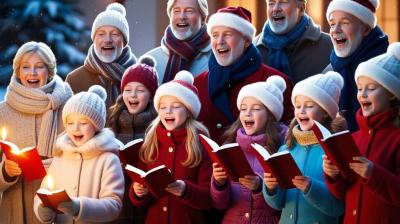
[129, 124, 212, 224]
[325, 109, 400, 224]
[194, 63, 293, 144]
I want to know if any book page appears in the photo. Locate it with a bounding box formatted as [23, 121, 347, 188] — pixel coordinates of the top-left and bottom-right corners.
[251, 143, 271, 159]
[146, 165, 167, 176]
[125, 164, 145, 176]
[122, 138, 143, 151]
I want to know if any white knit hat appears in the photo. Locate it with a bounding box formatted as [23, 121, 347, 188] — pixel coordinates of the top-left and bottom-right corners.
[292, 71, 344, 119]
[237, 76, 286, 121]
[207, 6, 256, 41]
[62, 85, 107, 131]
[355, 42, 400, 100]
[154, 70, 201, 118]
[326, 0, 379, 28]
[91, 3, 129, 44]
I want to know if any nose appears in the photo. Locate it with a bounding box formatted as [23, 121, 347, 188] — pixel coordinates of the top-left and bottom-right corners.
[359, 88, 368, 98]
[72, 123, 80, 131]
[272, 2, 282, 12]
[177, 10, 187, 19]
[331, 24, 341, 34]
[244, 108, 252, 116]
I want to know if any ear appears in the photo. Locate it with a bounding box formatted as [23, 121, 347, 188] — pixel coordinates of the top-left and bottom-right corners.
[298, 2, 306, 14]
[362, 24, 372, 37]
[244, 37, 251, 48]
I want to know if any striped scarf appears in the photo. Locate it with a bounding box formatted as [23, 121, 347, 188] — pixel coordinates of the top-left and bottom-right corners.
[84, 44, 136, 107]
[162, 25, 210, 83]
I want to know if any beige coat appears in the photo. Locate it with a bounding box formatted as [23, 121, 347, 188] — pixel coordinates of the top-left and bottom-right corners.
[33, 129, 124, 224]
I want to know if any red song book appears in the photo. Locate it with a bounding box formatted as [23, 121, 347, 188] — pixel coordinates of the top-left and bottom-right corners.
[251, 143, 302, 189]
[37, 188, 72, 214]
[312, 121, 361, 179]
[199, 134, 254, 182]
[119, 138, 143, 166]
[0, 141, 46, 182]
[125, 164, 175, 199]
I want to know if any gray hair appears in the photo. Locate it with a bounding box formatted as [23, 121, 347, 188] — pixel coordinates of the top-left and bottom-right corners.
[167, 0, 208, 22]
[13, 41, 57, 81]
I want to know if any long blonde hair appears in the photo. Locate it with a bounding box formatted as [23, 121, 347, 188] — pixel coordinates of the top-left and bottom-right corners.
[140, 116, 209, 168]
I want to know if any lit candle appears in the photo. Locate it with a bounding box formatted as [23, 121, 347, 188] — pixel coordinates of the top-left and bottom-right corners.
[46, 175, 55, 191]
[1, 127, 6, 141]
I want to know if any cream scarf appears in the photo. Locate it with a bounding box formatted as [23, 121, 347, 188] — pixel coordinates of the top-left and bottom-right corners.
[5, 75, 73, 157]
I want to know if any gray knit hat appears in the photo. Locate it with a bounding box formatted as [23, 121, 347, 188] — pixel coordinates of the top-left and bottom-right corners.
[62, 85, 107, 131]
[91, 2, 129, 44]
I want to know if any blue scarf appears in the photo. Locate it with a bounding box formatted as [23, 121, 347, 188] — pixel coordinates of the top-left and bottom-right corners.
[262, 15, 309, 78]
[208, 44, 261, 122]
[331, 27, 388, 131]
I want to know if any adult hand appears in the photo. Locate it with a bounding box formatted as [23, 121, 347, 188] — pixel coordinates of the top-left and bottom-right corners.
[4, 159, 21, 177]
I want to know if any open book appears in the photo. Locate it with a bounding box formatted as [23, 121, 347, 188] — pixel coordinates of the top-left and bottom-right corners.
[125, 164, 175, 199]
[199, 134, 254, 182]
[37, 188, 72, 214]
[119, 138, 143, 166]
[0, 140, 46, 182]
[312, 120, 361, 179]
[252, 143, 302, 189]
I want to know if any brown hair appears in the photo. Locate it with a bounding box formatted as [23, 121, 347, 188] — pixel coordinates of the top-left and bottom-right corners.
[107, 95, 127, 134]
[222, 110, 283, 154]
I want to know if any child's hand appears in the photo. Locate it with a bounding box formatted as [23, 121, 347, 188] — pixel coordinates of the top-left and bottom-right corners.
[264, 173, 278, 194]
[165, 180, 186, 197]
[350, 156, 373, 179]
[322, 155, 340, 180]
[239, 175, 261, 191]
[57, 197, 80, 216]
[212, 163, 227, 186]
[37, 203, 55, 221]
[133, 182, 148, 197]
[4, 159, 21, 177]
[292, 176, 311, 193]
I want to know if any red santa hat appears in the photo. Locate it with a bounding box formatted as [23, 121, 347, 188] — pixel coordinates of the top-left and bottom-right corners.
[326, 0, 380, 28]
[207, 6, 256, 41]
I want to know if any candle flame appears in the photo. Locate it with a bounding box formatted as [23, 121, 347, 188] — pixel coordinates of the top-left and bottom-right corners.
[1, 128, 6, 141]
[46, 175, 54, 190]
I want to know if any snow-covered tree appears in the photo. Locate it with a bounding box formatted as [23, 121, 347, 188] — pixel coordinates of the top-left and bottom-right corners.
[0, 0, 91, 84]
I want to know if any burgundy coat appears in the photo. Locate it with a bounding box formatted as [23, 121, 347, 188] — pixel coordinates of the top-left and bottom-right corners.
[129, 124, 213, 224]
[325, 109, 400, 224]
[194, 63, 293, 144]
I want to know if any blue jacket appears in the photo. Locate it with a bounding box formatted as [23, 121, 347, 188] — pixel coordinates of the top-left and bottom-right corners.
[263, 142, 344, 224]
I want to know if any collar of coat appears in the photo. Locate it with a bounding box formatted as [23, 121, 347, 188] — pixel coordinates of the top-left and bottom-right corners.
[54, 128, 123, 159]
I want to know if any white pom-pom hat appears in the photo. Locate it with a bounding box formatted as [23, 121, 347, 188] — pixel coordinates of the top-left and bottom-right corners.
[292, 72, 344, 119]
[237, 76, 287, 121]
[355, 42, 400, 100]
[91, 2, 129, 44]
[154, 70, 201, 118]
[62, 85, 107, 131]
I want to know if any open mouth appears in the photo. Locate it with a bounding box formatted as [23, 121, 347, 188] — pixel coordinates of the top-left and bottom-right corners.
[129, 101, 139, 107]
[217, 48, 229, 55]
[334, 37, 347, 45]
[73, 134, 84, 142]
[244, 121, 255, 127]
[361, 102, 372, 108]
[299, 117, 310, 124]
[272, 15, 285, 22]
[27, 79, 40, 84]
[165, 118, 175, 123]
[176, 22, 189, 28]
[102, 46, 115, 53]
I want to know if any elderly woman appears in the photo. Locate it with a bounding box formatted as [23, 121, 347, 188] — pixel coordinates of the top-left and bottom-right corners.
[0, 41, 72, 223]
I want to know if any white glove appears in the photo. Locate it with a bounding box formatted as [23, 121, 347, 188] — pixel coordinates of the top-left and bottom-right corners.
[57, 197, 80, 216]
[38, 204, 55, 221]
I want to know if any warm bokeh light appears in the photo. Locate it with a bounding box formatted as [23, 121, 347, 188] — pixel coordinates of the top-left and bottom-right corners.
[46, 175, 54, 190]
[1, 127, 6, 141]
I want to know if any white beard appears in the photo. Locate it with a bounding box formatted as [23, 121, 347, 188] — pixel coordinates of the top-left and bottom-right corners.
[269, 13, 298, 35]
[213, 38, 246, 67]
[94, 45, 119, 63]
[333, 31, 364, 58]
[170, 19, 202, 40]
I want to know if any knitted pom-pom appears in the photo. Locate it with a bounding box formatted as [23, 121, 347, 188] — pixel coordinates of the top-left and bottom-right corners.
[325, 71, 344, 89]
[388, 42, 400, 60]
[266, 75, 286, 92]
[174, 70, 194, 84]
[138, 55, 156, 68]
[88, 85, 107, 101]
[106, 2, 126, 16]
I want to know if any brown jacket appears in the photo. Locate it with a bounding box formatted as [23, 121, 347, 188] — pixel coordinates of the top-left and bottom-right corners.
[254, 17, 332, 84]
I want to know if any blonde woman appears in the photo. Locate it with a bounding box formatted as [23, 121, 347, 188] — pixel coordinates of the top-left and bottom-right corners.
[0, 41, 72, 223]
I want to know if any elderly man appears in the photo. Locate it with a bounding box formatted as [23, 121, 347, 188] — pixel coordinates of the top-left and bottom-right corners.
[142, 0, 211, 84]
[194, 6, 293, 143]
[325, 0, 388, 131]
[66, 2, 136, 107]
[255, 0, 332, 84]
